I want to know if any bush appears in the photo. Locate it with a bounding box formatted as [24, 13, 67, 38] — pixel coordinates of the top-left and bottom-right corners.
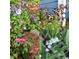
[10, 0, 69, 59]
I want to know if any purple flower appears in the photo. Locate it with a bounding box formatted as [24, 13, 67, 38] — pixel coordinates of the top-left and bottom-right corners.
[16, 38, 27, 43]
[21, 1, 27, 7]
[13, 5, 22, 16]
[30, 15, 36, 22]
[31, 15, 35, 20]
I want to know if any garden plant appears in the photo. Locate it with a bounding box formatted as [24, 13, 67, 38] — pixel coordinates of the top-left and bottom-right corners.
[10, 0, 69, 59]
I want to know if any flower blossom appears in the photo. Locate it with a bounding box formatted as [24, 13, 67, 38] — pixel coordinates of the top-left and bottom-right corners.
[13, 5, 22, 16]
[46, 37, 60, 45]
[45, 48, 49, 52]
[16, 38, 27, 43]
[21, 1, 27, 7]
[49, 37, 60, 44]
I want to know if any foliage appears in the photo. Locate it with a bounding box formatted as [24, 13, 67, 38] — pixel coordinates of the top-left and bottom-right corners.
[10, 0, 69, 59]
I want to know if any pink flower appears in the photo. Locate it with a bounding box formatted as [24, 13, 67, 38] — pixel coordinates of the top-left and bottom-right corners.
[16, 38, 27, 43]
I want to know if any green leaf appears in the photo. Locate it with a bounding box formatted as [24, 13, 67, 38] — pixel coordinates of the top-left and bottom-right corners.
[65, 30, 69, 47]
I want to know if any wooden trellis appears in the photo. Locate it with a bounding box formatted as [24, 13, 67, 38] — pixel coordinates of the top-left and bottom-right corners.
[58, 0, 67, 27]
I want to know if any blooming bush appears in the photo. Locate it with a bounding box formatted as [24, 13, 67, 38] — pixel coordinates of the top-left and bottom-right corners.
[10, 0, 69, 59]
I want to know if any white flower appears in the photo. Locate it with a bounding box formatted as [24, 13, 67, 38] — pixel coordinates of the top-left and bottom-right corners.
[46, 37, 60, 46]
[23, 26, 27, 30]
[39, 54, 42, 59]
[49, 38, 54, 44]
[46, 41, 52, 45]
[55, 37, 60, 42]
[50, 37, 60, 44]
[47, 45, 52, 49]
[39, 54, 42, 58]
[46, 48, 49, 52]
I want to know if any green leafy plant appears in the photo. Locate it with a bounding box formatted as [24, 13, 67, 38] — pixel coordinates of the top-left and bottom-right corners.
[10, 0, 69, 59]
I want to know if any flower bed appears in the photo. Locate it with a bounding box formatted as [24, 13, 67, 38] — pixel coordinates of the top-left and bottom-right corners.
[10, 0, 69, 59]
